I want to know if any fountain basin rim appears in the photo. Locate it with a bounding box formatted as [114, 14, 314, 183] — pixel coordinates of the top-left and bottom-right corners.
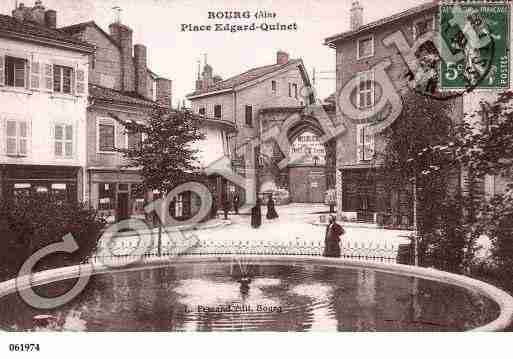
[0, 255, 512, 332]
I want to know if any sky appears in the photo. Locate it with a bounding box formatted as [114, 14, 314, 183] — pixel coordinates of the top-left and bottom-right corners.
[1, 0, 427, 106]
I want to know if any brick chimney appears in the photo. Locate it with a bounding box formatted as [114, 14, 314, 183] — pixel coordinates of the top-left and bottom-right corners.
[350, 1, 363, 31]
[44, 9, 56, 29]
[156, 78, 172, 108]
[12, 1, 52, 27]
[109, 22, 135, 92]
[201, 64, 213, 90]
[276, 50, 289, 65]
[134, 44, 148, 98]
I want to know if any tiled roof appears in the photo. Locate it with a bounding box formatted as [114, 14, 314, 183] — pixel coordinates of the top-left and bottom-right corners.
[0, 14, 94, 51]
[324, 1, 438, 46]
[89, 84, 160, 108]
[60, 21, 121, 49]
[187, 59, 301, 97]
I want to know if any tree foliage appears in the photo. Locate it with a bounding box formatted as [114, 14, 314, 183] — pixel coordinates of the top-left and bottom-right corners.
[380, 91, 473, 272]
[0, 194, 104, 281]
[114, 108, 205, 194]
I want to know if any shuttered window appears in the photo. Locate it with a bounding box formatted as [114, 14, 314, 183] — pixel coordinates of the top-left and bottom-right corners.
[5, 56, 26, 88]
[98, 119, 116, 152]
[5, 119, 29, 157]
[357, 71, 375, 109]
[245, 105, 253, 127]
[55, 124, 73, 157]
[356, 124, 375, 162]
[53, 65, 73, 94]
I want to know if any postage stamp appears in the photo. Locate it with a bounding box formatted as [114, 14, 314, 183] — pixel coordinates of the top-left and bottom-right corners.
[439, 1, 510, 90]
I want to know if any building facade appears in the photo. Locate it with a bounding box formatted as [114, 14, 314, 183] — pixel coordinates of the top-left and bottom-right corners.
[0, 1, 94, 203]
[60, 19, 173, 222]
[187, 51, 336, 204]
[325, 1, 464, 226]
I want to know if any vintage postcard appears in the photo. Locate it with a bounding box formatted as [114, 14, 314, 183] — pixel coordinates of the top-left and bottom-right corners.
[0, 0, 512, 354]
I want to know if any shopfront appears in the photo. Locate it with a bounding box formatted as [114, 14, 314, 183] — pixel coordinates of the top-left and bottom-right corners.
[0, 165, 81, 203]
[88, 169, 148, 223]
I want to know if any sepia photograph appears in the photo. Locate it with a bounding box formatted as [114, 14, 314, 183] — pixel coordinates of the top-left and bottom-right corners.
[0, 0, 512, 356]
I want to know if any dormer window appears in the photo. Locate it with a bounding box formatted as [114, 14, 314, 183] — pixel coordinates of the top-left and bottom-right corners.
[357, 35, 374, 60]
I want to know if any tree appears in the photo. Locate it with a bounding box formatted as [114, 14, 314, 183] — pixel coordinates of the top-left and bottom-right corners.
[453, 91, 513, 287]
[380, 91, 472, 272]
[113, 107, 205, 255]
[114, 108, 205, 195]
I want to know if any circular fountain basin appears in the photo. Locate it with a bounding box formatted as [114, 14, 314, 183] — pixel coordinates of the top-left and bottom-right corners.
[0, 256, 512, 331]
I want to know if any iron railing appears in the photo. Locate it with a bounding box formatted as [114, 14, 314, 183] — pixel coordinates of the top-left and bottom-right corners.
[91, 238, 400, 264]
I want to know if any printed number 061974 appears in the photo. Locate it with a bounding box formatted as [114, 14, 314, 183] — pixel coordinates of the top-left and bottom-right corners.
[9, 344, 41, 352]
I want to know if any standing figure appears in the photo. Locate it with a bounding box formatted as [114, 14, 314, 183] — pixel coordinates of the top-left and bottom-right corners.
[222, 197, 231, 220]
[210, 195, 218, 219]
[232, 194, 240, 215]
[251, 198, 262, 228]
[266, 194, 279, 220]
[323, 215, 345, 258]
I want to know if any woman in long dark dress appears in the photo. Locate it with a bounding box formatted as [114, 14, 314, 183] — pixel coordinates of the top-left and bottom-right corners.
[251, 198, 262, 228]
[323, 215, 345, 258]
[266, 195, 279, 220]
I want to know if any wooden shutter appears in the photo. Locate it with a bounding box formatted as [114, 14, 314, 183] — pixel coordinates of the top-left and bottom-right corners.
[43, 63, 53, 92]
[0, 55, 5, 86]
[75, 66, 85, 96]
[54, 124, 63, 156]
[65, 124, 73, 156]
[364, 125, 375, 160]
[356, 124, 364, 162]
[30, 59, 40, 90]
[18, 121, 28, 156]
[6, 120, 17, 155]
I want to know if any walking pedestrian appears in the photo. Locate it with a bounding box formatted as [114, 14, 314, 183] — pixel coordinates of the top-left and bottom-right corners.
[222, 197, 231, 220]
[210, 195, 218, 219]
[232, 194, 240, 215]
[266, 194, 279, 220]
[323, 214, 344, 258]
[251, 198, 262, 228]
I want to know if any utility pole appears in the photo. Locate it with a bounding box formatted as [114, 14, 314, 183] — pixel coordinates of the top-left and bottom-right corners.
[412, 172, 419, 266]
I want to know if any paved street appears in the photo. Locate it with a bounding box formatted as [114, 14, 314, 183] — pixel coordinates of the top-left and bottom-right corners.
[195, 203, 411, 247]
[98, 203, 411, 260]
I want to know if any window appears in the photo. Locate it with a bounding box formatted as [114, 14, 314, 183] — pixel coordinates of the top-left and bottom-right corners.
[356, 124, 375, 162]
[199, 107, 206, 115]
[53, 65, 73, 94]
[288, 83, 292, 97]
[98, 183, 115, 211]
[214, 104, 222, 119]
[293, 83, 298, 99]
[357, 36, 374, 59]
[55, 124, 73, 157]
[6, 120, 28, 157]
[127, 131, 142, 151]
[357, 71, 374, 109]
[98, 119, 116, 152]
[271, 80, 277, 95]
[413, 17, 434, 40]
[5, 56, 26, 88]
[245, 105, 253, 126]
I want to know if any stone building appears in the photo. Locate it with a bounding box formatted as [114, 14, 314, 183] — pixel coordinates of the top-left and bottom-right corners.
[61, 18, 172, 222]
[324, 1, 463, 226]
[187, 51, 337, 204]
[0, 1, 94, 203]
